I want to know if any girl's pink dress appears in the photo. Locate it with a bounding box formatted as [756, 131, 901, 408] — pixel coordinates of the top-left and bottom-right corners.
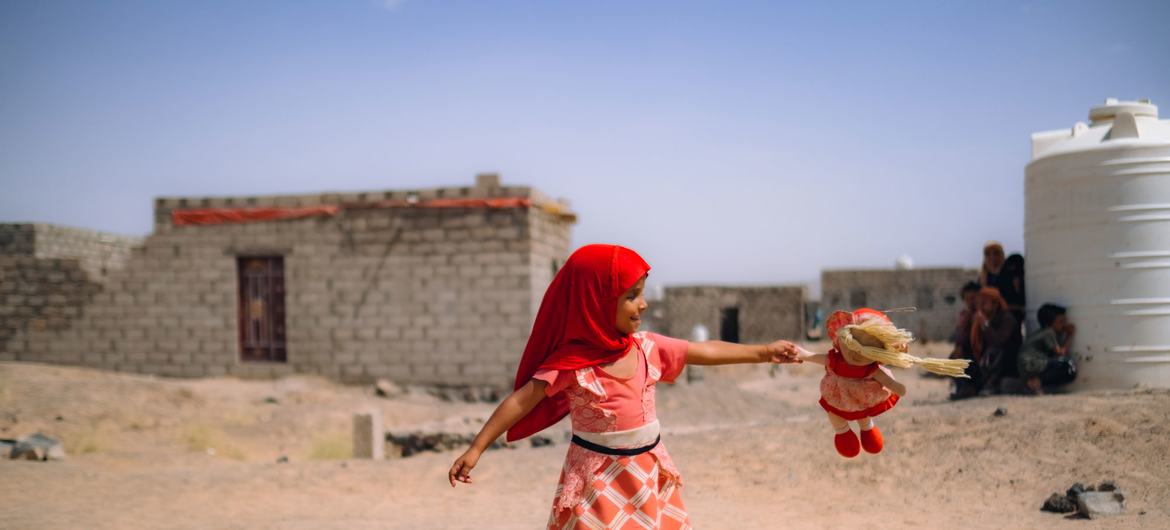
[818, 348, 900, 421]
[533, 331, 692, 530]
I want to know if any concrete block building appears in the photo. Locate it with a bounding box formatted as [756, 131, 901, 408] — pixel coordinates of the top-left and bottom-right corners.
[660, 285, 806, 344]
[820, 268, 978, 342]
[0, 174, 574, 387]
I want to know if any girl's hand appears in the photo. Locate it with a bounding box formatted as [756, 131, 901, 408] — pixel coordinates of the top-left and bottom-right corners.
[762, 340, 800, 364]
[448, 448, 482, 487]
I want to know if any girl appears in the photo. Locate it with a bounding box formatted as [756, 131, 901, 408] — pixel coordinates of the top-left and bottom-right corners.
[448, 244, 800, 529]
[971, 287, 1020, 395]
[979, 241, 1006, 288]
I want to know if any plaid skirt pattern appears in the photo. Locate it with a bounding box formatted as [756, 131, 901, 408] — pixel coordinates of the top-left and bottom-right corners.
[547, 451, 690, 530]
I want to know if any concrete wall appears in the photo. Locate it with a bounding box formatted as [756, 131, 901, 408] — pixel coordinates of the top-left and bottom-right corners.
[820, 268, 978, 342]
[662, 285, 806, 344]
[1, 177, 574, 388]
[0, 224, 141, 280]
[0, 224, 142, 360]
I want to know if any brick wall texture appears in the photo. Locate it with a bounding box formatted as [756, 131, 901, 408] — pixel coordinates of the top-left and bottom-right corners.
[1, 178, 573, 388]
[662, 286, 805, 344]
[820, 268, 979, 342]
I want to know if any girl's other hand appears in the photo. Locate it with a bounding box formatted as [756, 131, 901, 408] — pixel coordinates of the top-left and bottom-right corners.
[763, 340, 800, 363]
[448, 448, 482, 487]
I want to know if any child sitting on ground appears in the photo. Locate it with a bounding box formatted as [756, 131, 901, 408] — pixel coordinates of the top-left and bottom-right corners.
[1017, 303, 1077, 395]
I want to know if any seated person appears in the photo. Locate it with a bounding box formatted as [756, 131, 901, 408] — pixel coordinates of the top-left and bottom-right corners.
[1017, 303, 1077, 395]
[949, 281, 982, 399]
[972, 287, 1020, 395]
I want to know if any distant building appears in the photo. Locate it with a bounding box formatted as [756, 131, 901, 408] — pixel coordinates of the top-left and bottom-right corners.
[820, 268, 978, 342]
[660, 285, 806, 344]
[0, 174, 574, 387]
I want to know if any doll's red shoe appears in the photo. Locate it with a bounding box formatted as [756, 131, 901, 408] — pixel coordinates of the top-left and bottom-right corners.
[834, 430, 860, 458]
[860, 426, 884, 454]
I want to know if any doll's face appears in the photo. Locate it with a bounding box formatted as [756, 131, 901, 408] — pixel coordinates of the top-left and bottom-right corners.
[841, 329, 883, 365]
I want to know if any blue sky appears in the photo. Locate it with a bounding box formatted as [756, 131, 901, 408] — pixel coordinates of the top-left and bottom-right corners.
[2, 0, 1168, 291]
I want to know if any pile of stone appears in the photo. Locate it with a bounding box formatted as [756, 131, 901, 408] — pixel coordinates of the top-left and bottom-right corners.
[385, 431, 554, 458]
[1, 433, 67, 461]
[428, 386, 502, 403]
[1041, 481, 1125, 519]
[371, 379, 503, 403]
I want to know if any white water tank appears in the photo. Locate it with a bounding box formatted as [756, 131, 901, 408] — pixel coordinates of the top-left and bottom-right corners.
[1026, 98, 1170, 390]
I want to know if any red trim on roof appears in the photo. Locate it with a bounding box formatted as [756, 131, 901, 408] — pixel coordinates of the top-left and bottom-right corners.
[170, 197, 534, 226]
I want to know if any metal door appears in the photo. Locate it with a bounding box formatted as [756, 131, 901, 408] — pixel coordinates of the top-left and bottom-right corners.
[237, 257, 287, 362]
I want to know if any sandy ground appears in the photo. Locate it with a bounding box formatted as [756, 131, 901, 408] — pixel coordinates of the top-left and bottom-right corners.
[2, 343, 1168, 530]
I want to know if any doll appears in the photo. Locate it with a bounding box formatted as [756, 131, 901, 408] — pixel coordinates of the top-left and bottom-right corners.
[797, 308, 970, 458]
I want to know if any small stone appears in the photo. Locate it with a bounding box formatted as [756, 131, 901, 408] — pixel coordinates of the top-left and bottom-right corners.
[1041, 493, 1077, 513]
[1066, 482, 1085, 498]
[13, 444, 46, 460]
[374, 379, 403, 398]
[276, 455, 289, 464]
[55, 415, 64, 422]
[1098, 480, 1118, 492]
[530, 436, 554, 448]
[992, 407, 1008, 417]
[263, 396, 280, 405]
[1076, 491, 1126, 519]
[11, 433, 66, 461]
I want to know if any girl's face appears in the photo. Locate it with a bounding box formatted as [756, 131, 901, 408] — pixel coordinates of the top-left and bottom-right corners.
[615, 275, 648, 334]
[978, 296, 1000, 318]
[984, 246, 1005, 273]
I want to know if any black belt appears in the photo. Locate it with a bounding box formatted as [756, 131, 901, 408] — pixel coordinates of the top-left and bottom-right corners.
[570, 434, 661, 456]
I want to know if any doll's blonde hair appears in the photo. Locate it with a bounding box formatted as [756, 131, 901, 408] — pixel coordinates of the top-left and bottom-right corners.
[838, 318, 971, 378]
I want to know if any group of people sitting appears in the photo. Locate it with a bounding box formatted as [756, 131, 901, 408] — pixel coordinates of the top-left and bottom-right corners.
[949, 242, 1078, 398]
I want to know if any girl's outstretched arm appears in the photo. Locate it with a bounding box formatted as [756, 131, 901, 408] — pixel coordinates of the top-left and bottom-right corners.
[686, 339, 800, 366]
[448, 379, 548, 487]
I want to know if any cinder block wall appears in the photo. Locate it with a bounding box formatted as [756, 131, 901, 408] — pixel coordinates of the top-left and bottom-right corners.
[0, 223, 141, 279]
[2, 179, 573, 388]
[662, 286, 806, 344]
[0, 224, 142, 361]
[820, 268, 978, 342]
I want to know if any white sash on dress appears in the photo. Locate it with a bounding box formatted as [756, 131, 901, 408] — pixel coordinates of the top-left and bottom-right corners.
[572, 419, 660, 449]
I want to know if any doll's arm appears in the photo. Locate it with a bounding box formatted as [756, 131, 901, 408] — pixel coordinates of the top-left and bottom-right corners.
[871, 368, 907, 397]
[795, 346, 827, 366]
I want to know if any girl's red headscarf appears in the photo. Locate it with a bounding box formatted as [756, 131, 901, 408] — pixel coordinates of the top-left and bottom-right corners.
[970, 287, 1008, 359]
[506, 244, 650, 442]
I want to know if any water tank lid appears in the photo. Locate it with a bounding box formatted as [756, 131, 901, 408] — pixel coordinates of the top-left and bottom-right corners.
[895, 255, 914, 270]
[1089, 98, 1158, 124]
